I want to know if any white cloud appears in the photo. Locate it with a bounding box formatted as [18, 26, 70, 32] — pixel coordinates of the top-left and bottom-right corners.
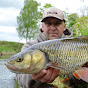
[0, 26, 25, 43]
[36, 0, 88, 13]
[0, 0, 25, 43]
[0, 0, 24, 9]
[0, 8, 20, 26]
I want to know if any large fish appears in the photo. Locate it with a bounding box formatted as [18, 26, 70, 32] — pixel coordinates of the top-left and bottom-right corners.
[5, 36, 88, 76]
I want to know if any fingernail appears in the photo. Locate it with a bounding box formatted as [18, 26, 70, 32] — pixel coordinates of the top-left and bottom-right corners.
[42, 69, 47, 74]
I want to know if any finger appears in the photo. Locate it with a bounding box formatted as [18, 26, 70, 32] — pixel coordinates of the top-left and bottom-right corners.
[39, 67, 54, 83]
[48, 68, 59, 83]
[32, 69, 47, 80]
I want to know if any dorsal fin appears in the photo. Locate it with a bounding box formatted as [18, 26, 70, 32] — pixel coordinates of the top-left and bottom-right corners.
[77, 36, 88, 40]
[61, 36, 88, 42]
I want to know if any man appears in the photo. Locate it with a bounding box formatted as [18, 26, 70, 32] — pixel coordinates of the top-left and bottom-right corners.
[16, 7, 87, 88]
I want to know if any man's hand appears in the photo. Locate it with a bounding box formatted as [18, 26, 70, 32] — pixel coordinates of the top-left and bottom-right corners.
[32, 67, 59, 83]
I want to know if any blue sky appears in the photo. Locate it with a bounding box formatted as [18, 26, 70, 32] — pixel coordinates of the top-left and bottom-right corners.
[0, 0, 88, 43]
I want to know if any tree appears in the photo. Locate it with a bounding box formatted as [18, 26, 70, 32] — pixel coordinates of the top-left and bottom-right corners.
[71, 16, 88, 36]
[40, 3, 52, 16]
[67, 13, 79, 28]
[16, 0, 41, 42]
[79, 5, 88, 17]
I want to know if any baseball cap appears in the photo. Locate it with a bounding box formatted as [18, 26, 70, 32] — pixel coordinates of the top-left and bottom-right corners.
[41, 7, 65, 22]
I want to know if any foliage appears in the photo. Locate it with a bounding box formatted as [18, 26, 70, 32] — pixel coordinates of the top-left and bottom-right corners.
[67, 13, 79, 28]
[43, 3, 52, 8]
[40, 3, 52, 15]
[16, 0, 41, 42]
[79, 5, 88, 17]
[14, 79, 20, 88]
[0, 41, 23, 55]
[71, 16, 88, 36]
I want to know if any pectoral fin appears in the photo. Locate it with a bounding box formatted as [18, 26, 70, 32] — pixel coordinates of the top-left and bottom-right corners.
[73, 67, 88, 83]
[47, 62, 69, 71]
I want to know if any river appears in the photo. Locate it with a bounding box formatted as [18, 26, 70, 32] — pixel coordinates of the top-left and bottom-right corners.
[0, 57, 17, 88]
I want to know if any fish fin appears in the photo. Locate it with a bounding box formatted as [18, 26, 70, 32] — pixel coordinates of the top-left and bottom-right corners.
[47, 63, 69, 71]
[48, 65, 66, 70]
[61, 78, 70, 83]
[54, 86, 58, 88]
[73, 67, 88, 83]
[77, 36, 88, 40]
[73, 72, 80, 79]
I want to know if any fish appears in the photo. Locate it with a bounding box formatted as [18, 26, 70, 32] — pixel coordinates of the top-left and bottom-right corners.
[5, 36, 88, 76]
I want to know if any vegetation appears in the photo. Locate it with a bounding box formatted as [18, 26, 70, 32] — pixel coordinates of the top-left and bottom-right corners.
[71, 16, 88, 37]
[0, 41, 23, 56]
[16, 0, 41, 42]
[67, 13, 79, 28]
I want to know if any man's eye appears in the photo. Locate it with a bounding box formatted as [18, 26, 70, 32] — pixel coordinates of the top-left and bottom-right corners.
[17, 58, 23, 62]
[55, 22, 62, 26]
[46, 22, 51, 25]
[55, 23, 60, 26]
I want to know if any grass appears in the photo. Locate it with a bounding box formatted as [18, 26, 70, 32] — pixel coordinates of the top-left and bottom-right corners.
[0, 41, 24, 56]
[14, 79, 20, 88]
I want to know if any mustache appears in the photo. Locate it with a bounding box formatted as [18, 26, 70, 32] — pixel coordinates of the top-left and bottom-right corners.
[49, 30, 58, 34]
[49, 32, 58, 34]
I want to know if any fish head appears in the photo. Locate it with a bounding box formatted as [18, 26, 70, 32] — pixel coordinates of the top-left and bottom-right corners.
[5, 50, 47, 74]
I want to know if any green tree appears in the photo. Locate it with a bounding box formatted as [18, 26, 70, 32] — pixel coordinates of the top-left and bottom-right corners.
[16, 0, 41, 42]
[67, 13, 79, 28]
[71, 16, 88, 36]
[40, 3, 52, 16]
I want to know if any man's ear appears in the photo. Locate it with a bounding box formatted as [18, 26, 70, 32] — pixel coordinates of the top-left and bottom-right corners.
[42, 23, 44, 31]
[63, 23, 66, 31]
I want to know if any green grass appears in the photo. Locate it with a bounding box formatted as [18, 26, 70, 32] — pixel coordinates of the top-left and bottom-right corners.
[0, 41, 24, 56]
[14, 79, 20, 88]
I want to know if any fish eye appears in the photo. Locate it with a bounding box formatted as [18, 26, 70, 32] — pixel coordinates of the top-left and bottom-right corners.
[17, 58, 23, 62]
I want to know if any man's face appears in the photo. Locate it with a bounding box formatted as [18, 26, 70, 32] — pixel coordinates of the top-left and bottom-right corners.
[42, 17, 66, 40]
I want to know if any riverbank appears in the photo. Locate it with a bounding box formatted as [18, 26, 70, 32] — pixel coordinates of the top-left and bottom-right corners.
[0, 41, 24, 56]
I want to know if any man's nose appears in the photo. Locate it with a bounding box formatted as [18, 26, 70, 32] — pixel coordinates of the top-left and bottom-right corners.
[50, 24, 56, 30]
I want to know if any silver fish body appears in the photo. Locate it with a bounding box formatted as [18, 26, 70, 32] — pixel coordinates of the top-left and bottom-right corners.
[6, 36, 88, 75]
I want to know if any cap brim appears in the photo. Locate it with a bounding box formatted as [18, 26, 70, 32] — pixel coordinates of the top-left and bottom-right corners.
[41, 17, 65, 22]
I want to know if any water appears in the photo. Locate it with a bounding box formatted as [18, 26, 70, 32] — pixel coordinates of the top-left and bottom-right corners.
[0, 58, 16, 88]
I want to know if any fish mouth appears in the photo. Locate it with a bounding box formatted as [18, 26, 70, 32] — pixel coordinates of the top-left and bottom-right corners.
[5, 63, 19, 71]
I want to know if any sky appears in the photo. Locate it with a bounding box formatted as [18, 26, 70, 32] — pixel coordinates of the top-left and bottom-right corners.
[0, 0, 88, 43]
